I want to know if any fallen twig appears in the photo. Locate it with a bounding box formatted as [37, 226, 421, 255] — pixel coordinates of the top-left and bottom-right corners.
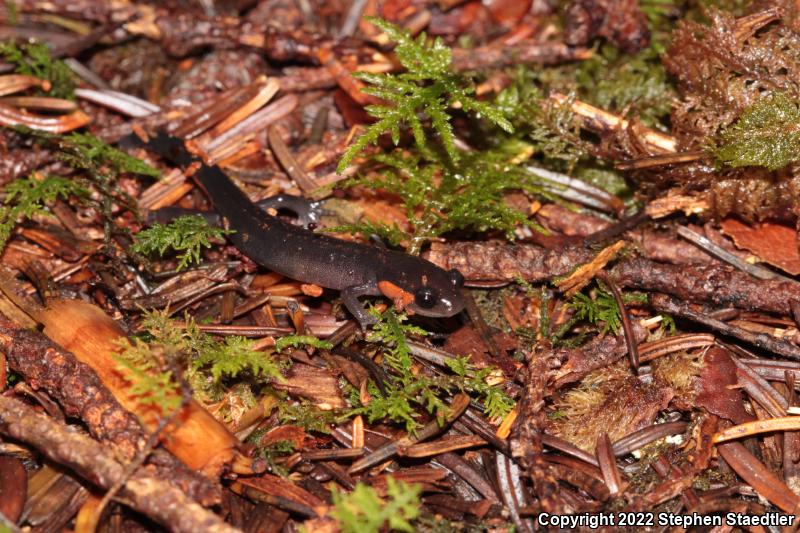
[0, 395, 241, 533]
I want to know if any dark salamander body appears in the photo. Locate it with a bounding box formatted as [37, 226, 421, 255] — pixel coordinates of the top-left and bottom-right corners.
[144, 131, 465, 328]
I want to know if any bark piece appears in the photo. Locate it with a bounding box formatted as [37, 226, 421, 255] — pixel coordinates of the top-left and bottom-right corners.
[611, 259, 800, 316]
[0, 395, 241, 533]
[0, 312, 220, 505]
[36, 299, 238, 478]
[272, 364, 345, 410]
[426, 241, 594, 282]
[695, 347, 752, 425]
[720, 218, 800, 275]
[429, 241, 800, 316]
[0, 456, 26, 523]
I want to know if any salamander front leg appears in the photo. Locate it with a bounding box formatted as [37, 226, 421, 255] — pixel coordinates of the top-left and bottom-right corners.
[341, 283, 379, 331]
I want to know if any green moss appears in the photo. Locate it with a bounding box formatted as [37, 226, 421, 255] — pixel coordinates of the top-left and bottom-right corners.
[116, 309, 283, 413]
[330, 478, 421, 533]
[131, 215, 234, 271]
[0, 40, 74, 99]
[56, 131, 160, 178]
[114, 338, 184, 414]
[575, 45, 674, 128]
[350, 308, 514, 433]
[345, 148, 549, 255]
[0, 174, 87, 251]
[495, 75, 586, 171]
[275, 335, 333, 352]
[278, 400, 336, 434]
[715, 92, 800, 171]
[570, 284, 647, 335]
[338, 17, 512, 172]
[10, 129, 160, 250]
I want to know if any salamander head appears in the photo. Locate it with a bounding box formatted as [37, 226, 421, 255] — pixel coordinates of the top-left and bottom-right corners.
[378, 261, 466, 318]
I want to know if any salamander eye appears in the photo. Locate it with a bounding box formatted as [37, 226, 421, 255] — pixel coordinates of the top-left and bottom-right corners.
[448, 269, 464, 287]
[415, 287, 438, 309]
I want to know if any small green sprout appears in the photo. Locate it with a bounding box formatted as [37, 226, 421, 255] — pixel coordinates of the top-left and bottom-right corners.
[330, 478, 422, 533]
[570, 284, 647, 335]
[131, 215, 233, 270]
[351, 308, 514, 433]
[0, 174, 87, 251]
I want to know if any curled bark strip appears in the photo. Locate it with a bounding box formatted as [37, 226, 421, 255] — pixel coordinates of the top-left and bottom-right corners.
[400, 434, 487, 458]
[0, 74, 50, 96]
[0, 395, 240, 533]
[638, 334, 715, 363]
[541, 433, 599, 467]
[611, 421, 688, 456]
[0, 96, 77, 111]
[0, 102, 90, 132]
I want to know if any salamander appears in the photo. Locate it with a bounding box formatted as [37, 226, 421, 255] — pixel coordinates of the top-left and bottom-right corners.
[138, 130, 466, 328]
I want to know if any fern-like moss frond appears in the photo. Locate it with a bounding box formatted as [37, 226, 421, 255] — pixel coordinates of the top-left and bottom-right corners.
[337, 17, 513, 172]
[715, 92, 800, 171]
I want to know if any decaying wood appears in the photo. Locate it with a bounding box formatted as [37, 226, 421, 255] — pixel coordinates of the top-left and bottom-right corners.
[0, 312, 219, 504]
[0, 395, 241, 533]
[509, 342, 564, 515]
[428, 241, 800, 316]
[4, 0, 800, 530]
[426, 241, 594, 283]
[35, 299, 239, 478]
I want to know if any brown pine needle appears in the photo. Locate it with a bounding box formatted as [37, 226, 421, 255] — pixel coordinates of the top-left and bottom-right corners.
[713, 416, 800, 443]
